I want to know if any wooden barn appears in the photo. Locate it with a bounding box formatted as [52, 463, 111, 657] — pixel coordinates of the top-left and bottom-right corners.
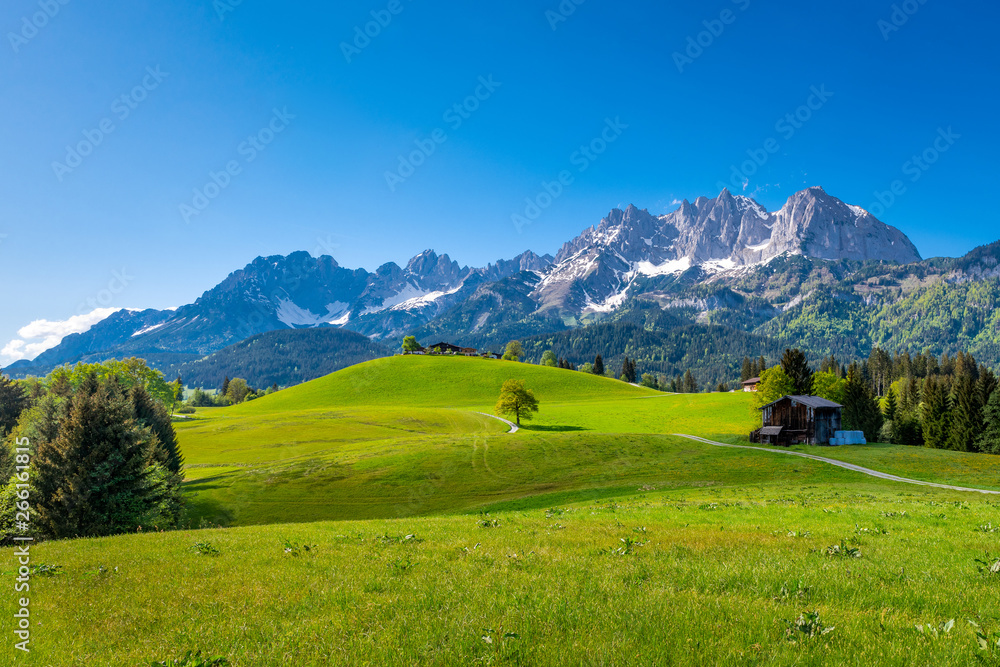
[751, 395, 843, 446]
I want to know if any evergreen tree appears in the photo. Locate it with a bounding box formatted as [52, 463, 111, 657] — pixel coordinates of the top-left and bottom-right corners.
[740, 358, 753, 383]
[757, 356, 767, 377]
[0, 374, 29, 437]
[33, 377, 172, 538]
[593, 355, 604, 376]
[978, 369, 999, 407]
[781, 348, 813, 396]
[130, 384, 184, 474]
[682, 370, 698, 394]
[221, 376, 231, 396]
[921, 376, 951, 449]
[843, 368, 883, 442]
[884, 387, 899, 422]
[976, 390, 1000, 455]
[621, 357, 631, 382]
[948, 373, 983, 452]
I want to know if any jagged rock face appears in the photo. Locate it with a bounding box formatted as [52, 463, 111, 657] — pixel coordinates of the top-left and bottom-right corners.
[534, 187, 923, 314]
[763, 187, 921, 264]
[5, 187, 929, 374]
[666, 190, 772, 263]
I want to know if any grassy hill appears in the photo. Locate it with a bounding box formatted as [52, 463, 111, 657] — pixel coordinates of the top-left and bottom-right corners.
[175, 356, 765, 526]
[10, 356, 1000, 665]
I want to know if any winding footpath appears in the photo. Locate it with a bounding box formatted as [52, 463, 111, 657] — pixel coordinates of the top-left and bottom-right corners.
[674, 433, 1000, 496]
[474, 412, 519, 433]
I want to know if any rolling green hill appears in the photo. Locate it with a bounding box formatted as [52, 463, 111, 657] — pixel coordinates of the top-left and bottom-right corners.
[176, 356, 761, 526]
[9, 355, 1000, 665]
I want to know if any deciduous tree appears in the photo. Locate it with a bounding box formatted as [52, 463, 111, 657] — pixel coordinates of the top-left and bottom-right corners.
[495, 379, 539, 426]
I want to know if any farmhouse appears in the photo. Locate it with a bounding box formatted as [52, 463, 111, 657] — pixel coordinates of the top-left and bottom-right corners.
[751, 395, 843, 446]
[741, 377, 761, 392]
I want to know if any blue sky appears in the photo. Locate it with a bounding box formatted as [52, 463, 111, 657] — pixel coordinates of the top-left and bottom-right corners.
[1, 0, 998, 362]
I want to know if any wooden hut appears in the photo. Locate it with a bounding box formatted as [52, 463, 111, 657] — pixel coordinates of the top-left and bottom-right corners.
[751, 395, 843, 446]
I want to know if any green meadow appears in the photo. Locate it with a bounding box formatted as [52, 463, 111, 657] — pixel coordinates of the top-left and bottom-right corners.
[6, 356, 1000, 666]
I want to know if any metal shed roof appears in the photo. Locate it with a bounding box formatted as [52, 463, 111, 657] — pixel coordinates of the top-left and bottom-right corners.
[760, 395, 843, 410]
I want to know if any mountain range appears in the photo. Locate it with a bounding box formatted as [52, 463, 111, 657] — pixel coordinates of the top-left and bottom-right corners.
[7, 186, 1000, 387]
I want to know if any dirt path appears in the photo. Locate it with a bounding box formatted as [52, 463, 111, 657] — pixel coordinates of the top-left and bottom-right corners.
[473, 412, 519, 433]
[674, 433, 1000, 496]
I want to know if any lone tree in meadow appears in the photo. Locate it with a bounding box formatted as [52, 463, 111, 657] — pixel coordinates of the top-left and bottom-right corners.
[495, 379, 539, 426]
[402, 336, 422, 353]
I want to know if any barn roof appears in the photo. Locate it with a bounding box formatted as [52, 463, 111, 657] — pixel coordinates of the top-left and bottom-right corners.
[742, 377, 761, 385]
[760, 395, 843, 410]
[760, 426, 784, 436]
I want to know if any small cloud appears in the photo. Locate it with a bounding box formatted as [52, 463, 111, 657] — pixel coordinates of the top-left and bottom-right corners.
[671, 198, 683, 206]
[1, 308, 120, 364]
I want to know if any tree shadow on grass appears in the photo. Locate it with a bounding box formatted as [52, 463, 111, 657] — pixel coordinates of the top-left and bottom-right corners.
[521, 425, 587, 433]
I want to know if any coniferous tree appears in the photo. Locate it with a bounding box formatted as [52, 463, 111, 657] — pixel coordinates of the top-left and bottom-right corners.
[740, 358, 754, 383]
[757, 356, 767, 377]
[593, 355, 604, 376]
[0, 374, 29, 437]
[781, 348, 813, 396]
[221, 376, 231, 396]
[682, 370, 698, 394]
[843, 368, 883, 441]
[948, 373, 983, 452]
[130, 385, 184, 474]
[884, 387, 899, 423]
[33, 376, 171, 538]
[978, 369, 999, 408]
[621, 357, 632, 382]
[921, 376, 951, 449]
[976, 390, 1000, 455]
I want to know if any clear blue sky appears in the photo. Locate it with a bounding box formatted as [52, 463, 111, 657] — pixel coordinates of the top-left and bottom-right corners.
[2, 0, 997, 362]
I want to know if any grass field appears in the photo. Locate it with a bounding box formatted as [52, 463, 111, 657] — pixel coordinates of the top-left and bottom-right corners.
[174, 356, 764, 526]
[6, 356, 1000, 666]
